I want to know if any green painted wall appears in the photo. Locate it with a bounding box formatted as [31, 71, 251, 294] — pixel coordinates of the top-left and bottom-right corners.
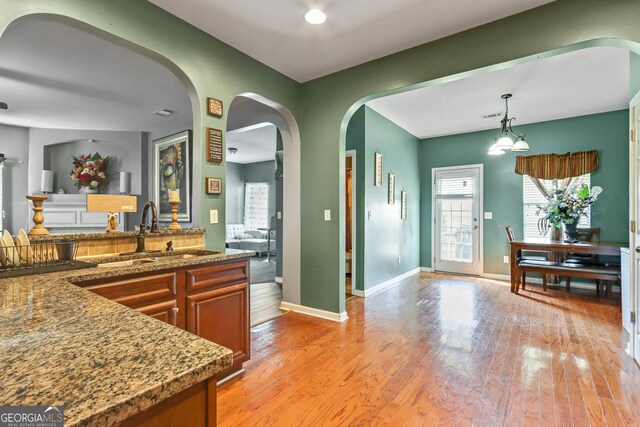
[631, 52, 640, 99]
[419, 110, 629, 275]
[5, 0, 640, 314]
[346, 107, 420, 291]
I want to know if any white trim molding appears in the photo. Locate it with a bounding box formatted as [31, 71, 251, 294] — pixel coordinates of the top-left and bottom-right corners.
[420, 267, 434, 273]
[275, 276, 283, 284]
[353, 267, 421, 297]
[279, 302, 348, 323]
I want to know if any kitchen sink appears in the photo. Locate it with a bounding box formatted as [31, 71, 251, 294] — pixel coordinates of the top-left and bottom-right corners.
[97, 259, 156, 268]
[96, 250, 220, 268]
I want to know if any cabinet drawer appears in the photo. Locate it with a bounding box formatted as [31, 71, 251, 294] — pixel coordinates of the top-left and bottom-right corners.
[83, 272, 177, 308]
[186, 261, 248, 293]
[137, 300, 179, 327]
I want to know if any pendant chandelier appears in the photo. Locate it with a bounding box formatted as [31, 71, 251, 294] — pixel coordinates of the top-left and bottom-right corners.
[488, 93, 529, 155]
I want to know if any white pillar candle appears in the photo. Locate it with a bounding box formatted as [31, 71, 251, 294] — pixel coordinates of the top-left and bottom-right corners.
[41, 170, 54, 194]
[119, 171, 130, 194]
[168, 189, 180, 202]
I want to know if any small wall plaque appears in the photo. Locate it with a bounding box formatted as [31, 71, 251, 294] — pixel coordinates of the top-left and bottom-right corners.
[388, 173, 395, 204]
[374, 152, 383, 187]
[205, 177, 222, 195]
[206, 128, 223, 163]
[207, 97, 223, 118]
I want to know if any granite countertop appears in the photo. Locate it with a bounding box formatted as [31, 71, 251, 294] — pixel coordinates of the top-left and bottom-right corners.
[0, 248, 253, 426]
[28, 227, 206, 242]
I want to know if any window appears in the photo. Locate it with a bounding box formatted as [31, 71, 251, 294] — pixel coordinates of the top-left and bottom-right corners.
[243, 182, 269, 230]
[523, 174, 590, 239]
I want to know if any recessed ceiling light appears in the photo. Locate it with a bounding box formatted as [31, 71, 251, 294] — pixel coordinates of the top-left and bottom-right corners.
[153, 109, 174, 116]
[305, 9, 326, 25]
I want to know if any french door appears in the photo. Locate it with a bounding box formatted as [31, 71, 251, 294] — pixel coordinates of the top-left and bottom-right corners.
[433, 165, 482, 275]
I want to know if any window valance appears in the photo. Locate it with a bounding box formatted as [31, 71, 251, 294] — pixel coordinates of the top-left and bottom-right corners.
[514, 150, 598, 180]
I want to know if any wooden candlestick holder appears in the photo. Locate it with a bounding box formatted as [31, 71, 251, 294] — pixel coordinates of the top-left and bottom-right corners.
[26, 195, 50, 236]
[168, 200, 182, 230]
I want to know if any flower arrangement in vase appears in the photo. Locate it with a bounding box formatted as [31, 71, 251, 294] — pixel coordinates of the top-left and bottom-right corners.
[536, 183, 602, 242]
[69, 153, 111, 193]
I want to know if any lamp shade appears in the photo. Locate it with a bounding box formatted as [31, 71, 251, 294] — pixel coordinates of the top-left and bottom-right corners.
[41, 170, 54, 193]
[495, 135, 514, 149]
[511, 138, 530, 152]
[488, 144, 505, 156]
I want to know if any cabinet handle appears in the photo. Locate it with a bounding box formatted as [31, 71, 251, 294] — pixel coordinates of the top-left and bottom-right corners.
[172, 307, 179, 313]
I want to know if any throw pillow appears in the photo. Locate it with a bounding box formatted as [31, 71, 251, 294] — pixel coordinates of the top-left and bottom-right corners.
[234, 233, 254, 240]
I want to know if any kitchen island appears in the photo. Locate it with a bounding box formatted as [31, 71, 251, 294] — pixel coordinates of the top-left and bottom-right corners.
[0, 249, 252, 426]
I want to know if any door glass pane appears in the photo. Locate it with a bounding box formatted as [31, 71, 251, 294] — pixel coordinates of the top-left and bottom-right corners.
[436, 175, 475, 263]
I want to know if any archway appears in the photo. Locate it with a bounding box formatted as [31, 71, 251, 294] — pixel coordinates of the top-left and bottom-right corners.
[226, 93, 302, 309]
[339, 39, 639, 312]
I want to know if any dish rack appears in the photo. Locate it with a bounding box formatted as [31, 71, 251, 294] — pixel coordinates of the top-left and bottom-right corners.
[0, 239, 80, 272]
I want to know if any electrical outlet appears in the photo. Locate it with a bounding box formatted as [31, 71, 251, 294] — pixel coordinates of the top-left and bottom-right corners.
[324, 209, 331, 221]
[368, 211, 372, 220]
[503, 255, 509, 264]
[484, 212, 493, 219]
[209, 209, 218, 224]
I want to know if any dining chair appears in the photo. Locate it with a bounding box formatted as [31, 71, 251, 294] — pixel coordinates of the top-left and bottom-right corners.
[565, 227, 601, 292]
[505, 226, 548, 291]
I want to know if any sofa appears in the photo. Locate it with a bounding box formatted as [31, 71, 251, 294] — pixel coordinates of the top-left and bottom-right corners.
[225, 224, 275, 256]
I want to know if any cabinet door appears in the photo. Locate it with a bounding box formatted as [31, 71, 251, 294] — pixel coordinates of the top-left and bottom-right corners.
[137, 299, 180, 327]
[186, 282, 250, 369]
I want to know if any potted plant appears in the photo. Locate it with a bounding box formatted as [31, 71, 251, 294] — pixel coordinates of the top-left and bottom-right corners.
[69, 153, 111, 193]
[536, 183, 602, 242]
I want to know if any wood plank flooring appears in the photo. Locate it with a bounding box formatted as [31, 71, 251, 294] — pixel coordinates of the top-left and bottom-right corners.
[250, 282, 283, 327]
[218, 272, 640, 426]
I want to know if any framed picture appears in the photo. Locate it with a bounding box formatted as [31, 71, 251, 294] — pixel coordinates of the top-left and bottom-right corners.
[275, 150, 284, 181]
[205, 177, 222, 195]
[153, 130, 192, 223]
[207, 97, 223, 118]
[401, 191, 408, 220]
[374, 152, 383, 187]
[388, 173, 395, 204]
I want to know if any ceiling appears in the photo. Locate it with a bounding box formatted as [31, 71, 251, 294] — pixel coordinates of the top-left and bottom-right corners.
[149, 0, 554, 82]
[366, 46, 630, 139]
[227, 123, 277, 164]
[0, 18, 191, 131]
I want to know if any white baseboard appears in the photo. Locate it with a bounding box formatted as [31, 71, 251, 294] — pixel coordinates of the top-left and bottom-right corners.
[483, 273, 510, 281]
[420, 267, 434, 273]
[279, 301, 348, 323]
[275, 276, 283, 284]
[354, 267, 421, 298]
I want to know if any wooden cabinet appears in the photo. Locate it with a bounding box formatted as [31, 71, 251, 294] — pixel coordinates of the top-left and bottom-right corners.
[76, 258, 250, 378]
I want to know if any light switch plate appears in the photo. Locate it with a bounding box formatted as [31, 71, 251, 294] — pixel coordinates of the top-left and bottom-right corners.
[503, 255, 509, 264]
[277, 211, 282, 219]
[324, 210, 331, 221]
[209, 209, 218, 224]
[484, 212, 493, 219]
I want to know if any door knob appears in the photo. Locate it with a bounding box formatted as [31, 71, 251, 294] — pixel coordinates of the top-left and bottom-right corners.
[473, 225, 479, 230]
[172, 307, 179, 313]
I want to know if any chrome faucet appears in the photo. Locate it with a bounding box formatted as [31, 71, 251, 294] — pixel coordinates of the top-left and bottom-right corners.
[136, 201, 160, 253]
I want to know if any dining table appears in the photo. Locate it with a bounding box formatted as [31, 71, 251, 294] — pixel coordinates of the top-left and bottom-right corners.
[509, 238, 627, 293]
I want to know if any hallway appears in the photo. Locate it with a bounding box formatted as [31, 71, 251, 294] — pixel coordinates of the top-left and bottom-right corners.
[218, 273, 639, 426]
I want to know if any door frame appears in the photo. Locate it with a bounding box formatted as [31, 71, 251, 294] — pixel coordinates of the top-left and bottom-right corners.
[629, 91, 640, 364]
[345, 150, 357, 295]
[431, 163, 484, 276]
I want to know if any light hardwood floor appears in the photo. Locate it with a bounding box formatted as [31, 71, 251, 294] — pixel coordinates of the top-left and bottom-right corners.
[219, 272, 640, 426]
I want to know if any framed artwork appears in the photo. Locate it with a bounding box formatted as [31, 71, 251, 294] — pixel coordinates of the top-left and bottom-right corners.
[275, 150, 284, 181]
[374, 152, 383, 187]
[401, 191, 408, 219]
[205, 177, 222, 195]
[207, 97, 223, 118]
[388, 173, 395, 204]
[153, 130, 192, 223]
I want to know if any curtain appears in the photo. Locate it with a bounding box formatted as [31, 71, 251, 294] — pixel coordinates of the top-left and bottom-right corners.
[515, 150, 598, 179]
[516, 150, 597, 204]
[244, 182, 269, 230]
